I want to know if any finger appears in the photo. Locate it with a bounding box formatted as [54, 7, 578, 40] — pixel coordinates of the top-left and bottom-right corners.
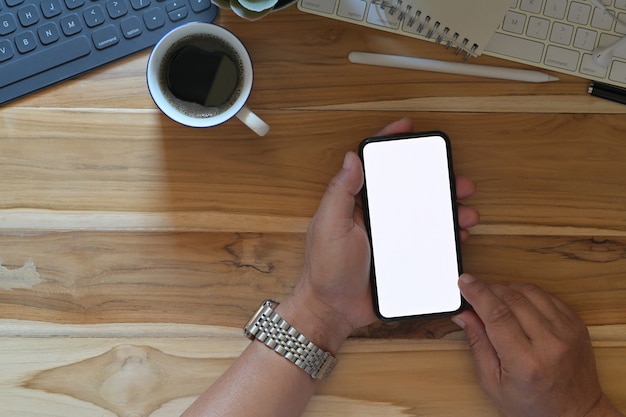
[318, 152, 364, 223]
[457, 204, 480, 231]
[508, 283, 570, 327]
[458, 274, 531, 355]
[452, 310, 501, 390]
[489, 284, 558, 341]
[373, 117, 414, 136]
[459, 229, 470, 243]
[455, 175, 477, 200]
[513, 284, 582, 327]
[353, 195, 366, 228]
[548, 293, 585, 325]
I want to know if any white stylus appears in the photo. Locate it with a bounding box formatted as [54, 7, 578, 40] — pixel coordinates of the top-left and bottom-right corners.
[348, 51, 560, 83]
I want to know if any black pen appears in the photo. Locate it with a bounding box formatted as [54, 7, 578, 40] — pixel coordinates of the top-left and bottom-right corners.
[587, 81, 626, 105]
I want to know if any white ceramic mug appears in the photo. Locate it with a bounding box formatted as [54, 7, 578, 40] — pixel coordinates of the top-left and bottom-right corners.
[146, 23, 269, 136]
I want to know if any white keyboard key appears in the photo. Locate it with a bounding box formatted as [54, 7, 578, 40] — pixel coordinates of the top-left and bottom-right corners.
[580, 53, 608, 77]
[617, 13, 626, 34]
[609, 60, 626, 83]
[520, 0, 543, 13]
[573, 27, 597, 50]
[591, 8, 613, 30]
[616, 0, 626, 9]
[544, 45, 580, 71]
[503, 11, 527, 34]
[527, 16, 550, 39]
[366, 4, 400, 29]
[599, 33, 622, 48]
[337, 0, 365, 20]
[545, 0, 567, 19]
[615, 39, 626, 60]
[300, 0, 336, 14]
[567, 2, 591, 25]
[550, 22, 574, 45]
[485, 32, 545, 62]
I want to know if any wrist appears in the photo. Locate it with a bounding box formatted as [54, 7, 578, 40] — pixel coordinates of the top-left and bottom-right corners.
[245, 299, 338, 380]
[276, 293, 352, 356]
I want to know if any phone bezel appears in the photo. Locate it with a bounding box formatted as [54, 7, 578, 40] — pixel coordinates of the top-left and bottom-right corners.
[358, 131, 466, 321]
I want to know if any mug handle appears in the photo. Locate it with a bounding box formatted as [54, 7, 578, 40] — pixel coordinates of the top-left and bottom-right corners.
[236, 106, 270, 137]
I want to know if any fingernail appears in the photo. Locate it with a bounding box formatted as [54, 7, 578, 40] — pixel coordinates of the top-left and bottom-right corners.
[451, 316, 466, 329]
[342, 152, 353, 170]
[459, 273, 476, 284]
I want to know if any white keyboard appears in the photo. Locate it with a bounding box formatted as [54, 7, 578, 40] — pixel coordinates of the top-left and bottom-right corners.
[484, 0, 626, 88]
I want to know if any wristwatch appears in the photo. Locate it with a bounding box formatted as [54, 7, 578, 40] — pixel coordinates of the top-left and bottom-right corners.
[243, 299, 337, 381]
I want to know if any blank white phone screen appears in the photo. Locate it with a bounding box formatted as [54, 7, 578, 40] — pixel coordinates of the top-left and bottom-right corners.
[362, 135, 461, 319]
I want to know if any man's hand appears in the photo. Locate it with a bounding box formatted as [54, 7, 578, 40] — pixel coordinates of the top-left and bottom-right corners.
[454, 274, 624, 417]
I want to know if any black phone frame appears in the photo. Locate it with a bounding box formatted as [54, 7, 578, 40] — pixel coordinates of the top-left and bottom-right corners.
[358, 131, 467, 321]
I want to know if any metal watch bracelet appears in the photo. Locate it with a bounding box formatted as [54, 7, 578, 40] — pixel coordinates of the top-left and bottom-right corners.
[243, 299, 337, 381]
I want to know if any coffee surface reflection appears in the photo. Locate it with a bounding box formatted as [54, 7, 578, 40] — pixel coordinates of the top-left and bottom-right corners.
[167, 45, 239, 107]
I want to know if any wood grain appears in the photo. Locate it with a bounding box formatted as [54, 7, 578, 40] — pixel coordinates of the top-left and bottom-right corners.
[1, 5, 625, 417]
[1, 321, 625, 417]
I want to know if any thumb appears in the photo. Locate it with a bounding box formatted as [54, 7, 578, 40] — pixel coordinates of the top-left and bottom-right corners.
[318, 152, 364, 221]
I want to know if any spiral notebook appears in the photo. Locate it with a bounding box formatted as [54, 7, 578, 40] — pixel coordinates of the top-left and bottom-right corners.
[298, 0, 511, 59]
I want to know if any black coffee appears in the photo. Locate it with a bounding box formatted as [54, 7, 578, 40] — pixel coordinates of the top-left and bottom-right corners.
[159, 34, 244, 118]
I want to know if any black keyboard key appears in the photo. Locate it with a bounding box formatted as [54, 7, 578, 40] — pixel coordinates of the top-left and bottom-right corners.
[41, 0, 63, 18]
[166, 0, 186, 11]
[64, 0, 85, 9]
[38, 22, 60, 45]
[120, 15, 142, 38]
[60, 13, 82, 36]
[92, 24, 120, 49]
[190, 0, 211, 13]
[84, 5, 105, 27]
[106, 0, 129, 19]
[130, 0, 151, 10]
[6, 0, 25, 7]
[15, 31, 37, 53]
[1, 35, 91, 88]
[0, 40, 14, 62]
[143, 7, 165, 30]
[168, 6, 187, 21]
[0, 13, 18, 35]
[17, 5, 40, 27]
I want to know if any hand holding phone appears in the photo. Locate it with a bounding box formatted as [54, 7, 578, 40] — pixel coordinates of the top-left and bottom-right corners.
[359, 132, 464, 320]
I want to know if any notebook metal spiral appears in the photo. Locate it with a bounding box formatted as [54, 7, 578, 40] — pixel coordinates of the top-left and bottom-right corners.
[369, 0, 478, 59]
[298, 0, 484, 60]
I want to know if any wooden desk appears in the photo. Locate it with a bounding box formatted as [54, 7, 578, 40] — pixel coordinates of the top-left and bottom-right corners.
[1, 7, 626, 416]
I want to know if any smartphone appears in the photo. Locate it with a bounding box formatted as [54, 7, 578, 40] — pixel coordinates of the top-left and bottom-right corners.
[359, 132, 464, 320]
